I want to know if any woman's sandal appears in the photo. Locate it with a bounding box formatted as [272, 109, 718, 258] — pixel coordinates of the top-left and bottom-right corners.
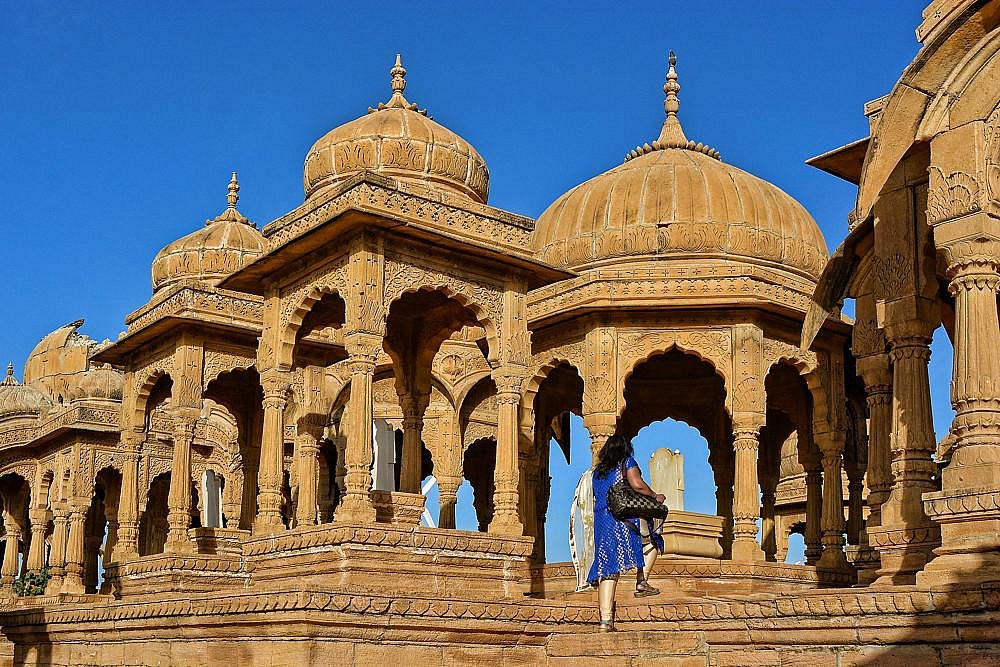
[634, 579, 660, 597]
[597, 620, 616, 632]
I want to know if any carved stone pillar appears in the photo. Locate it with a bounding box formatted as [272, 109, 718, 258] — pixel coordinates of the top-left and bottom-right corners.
[437, 475, 461, 529]
[117, 432, 142, 560]
[804, 466, 823, 566]
[165, 413, 197, 552]
[489, 371, 525, 535]
[294, 416, 324, 527]
[339, 333, 379, 523]
[583, 413, 616, 465]
[45, 509, 68, 594]
[25, 509, 48, 573]
[1, 528, 21, 593]
[399, 393, 429, 494]
[255, 372, 291, 533]
[61, 509, 86, 594]
[871, 317, 940, 585]
[922, 231, 1000, 583]
[816, 432, 849, 570]
[713, 462, 734, 560]
[856, 355, 892, 585]
[731, 418, 765, 562]
[759, 470, 778, 562]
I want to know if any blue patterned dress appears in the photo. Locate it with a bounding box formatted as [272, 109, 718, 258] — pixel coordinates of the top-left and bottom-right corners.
[587, 456, 664, 584]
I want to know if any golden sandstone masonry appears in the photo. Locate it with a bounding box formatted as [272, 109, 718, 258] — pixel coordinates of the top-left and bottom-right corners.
[2, 1, 1000, 664]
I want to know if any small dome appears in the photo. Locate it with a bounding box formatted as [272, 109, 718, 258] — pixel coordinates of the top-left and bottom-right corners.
[152, 173, 266, 293]
[533, 54, 828, 281]
[303, 55, 489, 203]
[0, 364, 52, 419]
[73, 364, 123, 401]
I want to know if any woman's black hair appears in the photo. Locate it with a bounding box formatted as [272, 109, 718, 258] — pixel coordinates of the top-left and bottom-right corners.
[593, 434, 634, 478]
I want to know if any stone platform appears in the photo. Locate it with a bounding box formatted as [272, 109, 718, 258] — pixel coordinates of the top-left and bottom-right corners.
[1, 578, 998, 665]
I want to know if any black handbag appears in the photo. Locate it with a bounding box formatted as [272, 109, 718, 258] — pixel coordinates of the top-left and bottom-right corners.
[607, 460, 669, 521]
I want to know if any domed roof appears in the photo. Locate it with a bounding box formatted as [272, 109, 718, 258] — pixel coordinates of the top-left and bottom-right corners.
[533, 54, 828, 280]
[72, 364, 123, 401]
[0, 364, 52, 419]
[303, 55, 489, 203]
[152, 173, 266, 293]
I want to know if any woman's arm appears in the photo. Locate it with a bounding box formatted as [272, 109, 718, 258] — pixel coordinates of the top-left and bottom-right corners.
[626, 466, 665, 503]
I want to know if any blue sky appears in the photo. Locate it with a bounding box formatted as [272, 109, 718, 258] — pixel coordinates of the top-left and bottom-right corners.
[3, 2, 949, 562]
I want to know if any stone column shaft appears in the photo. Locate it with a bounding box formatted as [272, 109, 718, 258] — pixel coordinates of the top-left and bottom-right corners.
[25, 509, 48, 573]
[339, 334, 379, 523]
[816, 434, 849, 570]
[871, 325, 939, 585]
[116, 433, 142, 560]
[294, 420, 324, 527]
[1, 530, 21, 592]
[731, 422, 764, 562]
[45, 511, 68, 594]
[166, 416, 196, 552]
[804, 468, 823, 566]
[255, 374, 290, 532]
[61, 510, 86, 594]
[489, 372, 524, 535]
[437, 476, 460, 530]
[399, 394, 428, 494]
[921, 239, 1000, 583]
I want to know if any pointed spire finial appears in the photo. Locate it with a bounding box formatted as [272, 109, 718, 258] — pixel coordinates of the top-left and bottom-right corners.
[227, 171, 240, 209]
[2, 363, 17, 386]
[664, 50, 680, 118]
[369, 53, 428, 115]
[624, 51, 720, 162]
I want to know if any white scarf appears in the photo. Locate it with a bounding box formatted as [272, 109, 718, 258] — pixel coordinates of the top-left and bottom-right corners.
[569, 467, 596, 592]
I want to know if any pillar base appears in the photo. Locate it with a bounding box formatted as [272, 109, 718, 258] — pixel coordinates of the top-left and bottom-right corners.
[730, 538, 764, 562]
[60, 574, 85, 595]
[488, 513, 524, 536]
[335, 495, 376, 524]
[817, 548, 850, 571]
[919, 484, 1000, 585]
[868, 525, 939, 586]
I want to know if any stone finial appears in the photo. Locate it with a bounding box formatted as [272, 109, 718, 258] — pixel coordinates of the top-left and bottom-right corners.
[227, 172, 240, 209]
[625, 51, 720, 162]
[210, 172, 250, 226]
[2, 363, 18, 386]
[369, 54, 428, 116]
[658, 50, 688, 145]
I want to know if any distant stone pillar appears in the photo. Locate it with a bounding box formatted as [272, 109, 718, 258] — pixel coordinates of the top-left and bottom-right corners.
[399, 394, 429, 494]
[165, 414, 197, 553]
[731, 418, 765, 562]
[489, 371, 525, 535]
[649, 448, 685, 511]
[116, 431, 142, 560]
[1, 528, 21, 593]
[25, 509, 48, 574]
[294, 416, 324, 527]
[759, 468, 778, 562]
[804, 465, 823, 566]
[871, 316, 939, 585]
[437, 475, 461, 530]
[713, 462, 734, 560]
[338, 334, 379, 523]
[45, 509, 68, 594]
[857, 355, 892, 585]
[922, 228, 1000, 583]
[61, 510, 86, 594]
[816, 432, 849, 570]
[255, 372, 291, 532]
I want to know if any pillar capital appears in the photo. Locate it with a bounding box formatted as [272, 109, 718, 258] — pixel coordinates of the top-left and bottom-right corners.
[345, 332, 382, 365]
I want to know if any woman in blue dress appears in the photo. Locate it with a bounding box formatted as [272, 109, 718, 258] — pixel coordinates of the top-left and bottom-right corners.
[588, 434, 665, 632]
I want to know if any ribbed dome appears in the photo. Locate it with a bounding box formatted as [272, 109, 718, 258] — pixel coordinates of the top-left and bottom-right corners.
[72, 364, 123, 401]
[152, 173, 266, 293]
[303, 55, 489, 203]
[0, 364, 52, 419]
[533, 55, 828, 281]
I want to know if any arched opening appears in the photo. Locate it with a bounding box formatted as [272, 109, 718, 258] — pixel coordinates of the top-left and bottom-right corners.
[0, 473, 31, 584]
[527, 361, 584, 564]
[205, 367, 263, 531]
[785, 526, 806, 565]
[292, 291, 347, 368]
[631, 418, 716, 515]
[384, 288, 492, 498]
[462, 437, 496, 532]
[620, 348, 731, 558]
[88, 468, 122, 593]
[138, 473, 170, 557]
[765, 361, 819, 565]
[143, 374, 173, 431]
